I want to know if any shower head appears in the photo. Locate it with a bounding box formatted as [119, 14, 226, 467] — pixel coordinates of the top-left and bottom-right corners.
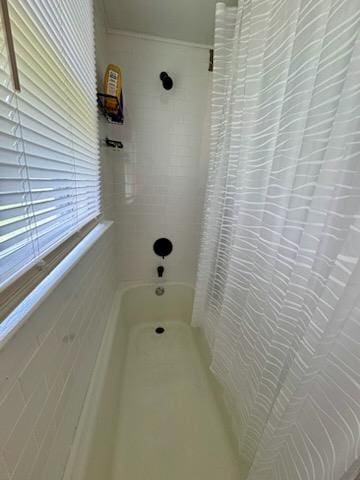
[160, 71, 173, 90]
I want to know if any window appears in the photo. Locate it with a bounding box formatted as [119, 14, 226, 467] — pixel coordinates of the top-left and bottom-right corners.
[0, 1, 100, 300]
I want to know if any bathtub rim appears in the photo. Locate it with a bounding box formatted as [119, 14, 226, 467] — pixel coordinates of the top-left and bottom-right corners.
[62, 281, 194, 480]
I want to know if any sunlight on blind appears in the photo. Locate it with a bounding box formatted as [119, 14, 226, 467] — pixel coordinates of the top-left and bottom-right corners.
[0, 0, 100, 291]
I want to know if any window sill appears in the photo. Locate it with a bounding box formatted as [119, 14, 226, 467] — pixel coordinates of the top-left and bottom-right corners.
[0, 221, 113, 350]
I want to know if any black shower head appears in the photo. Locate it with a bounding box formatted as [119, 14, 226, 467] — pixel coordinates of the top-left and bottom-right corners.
[160, 71, 173, 90]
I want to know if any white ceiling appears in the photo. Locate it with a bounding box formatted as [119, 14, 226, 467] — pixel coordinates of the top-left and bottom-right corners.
[103, 0, 238, 45]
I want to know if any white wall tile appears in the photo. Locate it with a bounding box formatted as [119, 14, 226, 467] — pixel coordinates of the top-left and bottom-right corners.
[102, 33, 210, 284]
[30, 417, 57, 480]
[34, 371, 64, 446]
[0, 455, 9, 480]
[0, 383, 25, 451]
[0, 326, 38, 401]
[18, 336, 55, 401]
[11, 434, 38, 480]
[3, 379, 47, 474]
[0, 227, 116, 480]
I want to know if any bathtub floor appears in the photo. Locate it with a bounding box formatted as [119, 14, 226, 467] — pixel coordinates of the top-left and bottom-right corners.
[111, 320, 241, 480]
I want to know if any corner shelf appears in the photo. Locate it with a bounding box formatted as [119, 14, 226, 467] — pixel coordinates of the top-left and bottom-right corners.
[97, 92, 124, 124]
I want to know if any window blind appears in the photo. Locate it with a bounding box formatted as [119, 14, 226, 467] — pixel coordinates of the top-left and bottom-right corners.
[0, 0, 100, 291]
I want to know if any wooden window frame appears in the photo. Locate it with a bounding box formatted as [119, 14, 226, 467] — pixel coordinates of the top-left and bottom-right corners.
[0, 218, 99, 322]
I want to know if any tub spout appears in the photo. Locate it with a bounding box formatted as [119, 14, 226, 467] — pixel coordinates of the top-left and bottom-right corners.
[157, 266, 164, 278]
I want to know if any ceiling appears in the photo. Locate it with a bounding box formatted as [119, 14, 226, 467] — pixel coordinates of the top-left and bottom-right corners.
[102, 0, 238, 45]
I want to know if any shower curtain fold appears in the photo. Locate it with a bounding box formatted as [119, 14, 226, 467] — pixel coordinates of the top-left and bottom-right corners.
[193, 1, 360, 479]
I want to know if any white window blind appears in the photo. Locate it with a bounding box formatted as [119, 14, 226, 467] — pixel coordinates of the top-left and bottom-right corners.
[0, 0, 100, 291]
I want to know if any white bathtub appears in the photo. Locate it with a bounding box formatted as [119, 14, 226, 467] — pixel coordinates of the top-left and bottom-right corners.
[64, 283, 241, 480]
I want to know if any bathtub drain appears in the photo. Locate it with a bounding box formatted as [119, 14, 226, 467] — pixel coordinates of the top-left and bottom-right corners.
[155, 327, 165, 334]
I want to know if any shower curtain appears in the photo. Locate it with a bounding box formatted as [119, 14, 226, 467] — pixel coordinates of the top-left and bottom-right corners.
[193, 1, 360, 479]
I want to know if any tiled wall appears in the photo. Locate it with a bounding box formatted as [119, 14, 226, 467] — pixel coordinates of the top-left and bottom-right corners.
[0, 16, 211, 480]
[0, 6, 117, 479]
[103, 32, 211, 284]
[0, 228, 116, 480]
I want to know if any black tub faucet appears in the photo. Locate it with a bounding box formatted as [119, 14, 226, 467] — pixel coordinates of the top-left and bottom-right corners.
[157, 266, 164, 278]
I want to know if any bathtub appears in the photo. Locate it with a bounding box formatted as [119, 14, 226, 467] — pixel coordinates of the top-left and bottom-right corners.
[63, 283, 241, 480]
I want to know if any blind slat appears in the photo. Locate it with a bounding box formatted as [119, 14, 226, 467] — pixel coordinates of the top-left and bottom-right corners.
[0, 0, 100, 291]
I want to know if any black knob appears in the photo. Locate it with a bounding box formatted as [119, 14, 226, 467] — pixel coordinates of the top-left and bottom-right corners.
[153, 238, 173, 258]
[157, 266, 164, 278]
[160, 72, 173, 90]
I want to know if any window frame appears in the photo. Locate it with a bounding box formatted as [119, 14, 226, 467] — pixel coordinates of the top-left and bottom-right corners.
[0, 0, 101, 322]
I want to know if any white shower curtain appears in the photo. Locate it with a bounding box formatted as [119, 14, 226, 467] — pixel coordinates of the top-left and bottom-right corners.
[193, 1, 360, 479]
